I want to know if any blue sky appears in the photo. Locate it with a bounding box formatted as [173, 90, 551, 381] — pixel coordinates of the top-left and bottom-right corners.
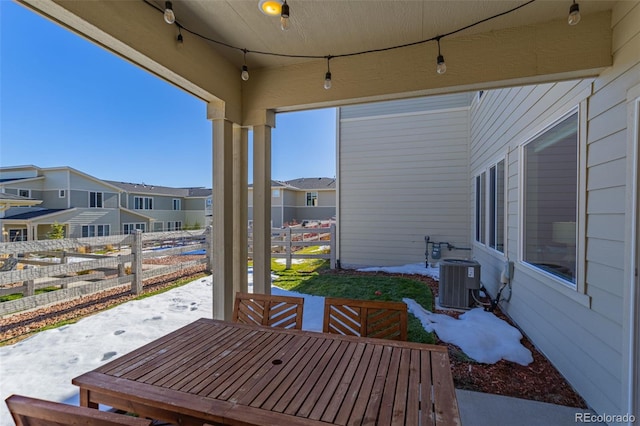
[0, 1, 336, 188]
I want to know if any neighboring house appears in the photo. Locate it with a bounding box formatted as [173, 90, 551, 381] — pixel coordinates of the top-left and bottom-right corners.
[0, 192, 43, 242]
[105, 181, 212, 232]
[0, 165, 334, 239]
[0, 165, 213, 240]
[248, 177, 336, 228]
[337, 6, 640, 418]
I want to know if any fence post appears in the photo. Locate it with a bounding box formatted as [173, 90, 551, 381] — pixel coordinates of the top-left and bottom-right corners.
[330, 223, 336, 269]
[117, 255, 125, 277]
[24, 279, 35, 297]
[285, 227, 292, 269]
[132, 230, 143, 294]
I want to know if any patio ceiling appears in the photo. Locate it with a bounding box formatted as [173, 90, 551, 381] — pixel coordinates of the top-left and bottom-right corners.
[20, 0, 613, 125]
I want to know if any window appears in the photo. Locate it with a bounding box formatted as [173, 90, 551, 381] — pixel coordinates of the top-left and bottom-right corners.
[489, 160, 505, 253]
[173, 199, 181, 210]
[9, 229, 27, 242]
[18, 189, 30, 198]
[82, 224, 110, 237]
[475, 161, 505, 253]
[134, 196, 153, 210]
[523, 112, 578, 284]
[272, 189, 280, 197]
[206, 198, 212, 207]
[475, 173, 486, 244]
[89, 191, 103, 208]
[59, 190, 66, 198]
[306, 192, 318, 207]
[167, 221, 182, 231]
[124, 223, 146, 234]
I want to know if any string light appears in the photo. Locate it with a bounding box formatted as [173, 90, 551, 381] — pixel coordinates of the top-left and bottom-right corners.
[568, 1, 581, 25]
[280, 0, 290, 31]
[145, 0, 541, 81]
[241, 50, 250, 81]
[163, 1, 175, 25]
[324, 57, 332, 90]
[436, 37, 446, 75]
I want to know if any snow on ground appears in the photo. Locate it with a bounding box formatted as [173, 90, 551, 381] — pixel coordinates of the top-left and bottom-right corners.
[358, 262, 440, 280]
[404, 298, 533, 366]
[0, 262, 531, 424]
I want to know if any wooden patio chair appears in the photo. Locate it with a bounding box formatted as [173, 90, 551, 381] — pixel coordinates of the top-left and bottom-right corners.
[323, 297, 408, 341]
[233, 292, 304, 329]
[5, 394, 152, 426]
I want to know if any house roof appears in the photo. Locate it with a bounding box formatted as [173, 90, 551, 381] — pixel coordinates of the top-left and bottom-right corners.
[284, 178, 336, 190]
[105, 180, 211, 197]
[4, 209, 67, 220]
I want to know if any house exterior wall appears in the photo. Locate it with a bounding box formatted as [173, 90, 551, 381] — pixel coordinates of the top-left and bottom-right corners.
[468, 1, 640, 416]
[337, 93, 472, 268]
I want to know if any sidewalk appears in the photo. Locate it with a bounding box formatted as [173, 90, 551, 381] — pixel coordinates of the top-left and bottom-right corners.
[456, 389, 605, 426]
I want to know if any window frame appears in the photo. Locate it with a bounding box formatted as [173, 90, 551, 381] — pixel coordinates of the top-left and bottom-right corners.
[306, 191, 318, 207]
[134, 196, 153, 210]
[173, 198, 181, 211]
[89, 191, 103, 208]
[18, 189, 31, 198]
[81, 224, 110, 237]
[123, 223, 146, 234]
[474, 157, 507, 255]
[59, 189, 66, 198]
[518, 104, 587, 299]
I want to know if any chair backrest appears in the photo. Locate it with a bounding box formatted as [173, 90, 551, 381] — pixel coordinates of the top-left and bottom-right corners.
[233, 292, 304, 329]
[5, 394, 152, 426]
[323, 297, 408, 341]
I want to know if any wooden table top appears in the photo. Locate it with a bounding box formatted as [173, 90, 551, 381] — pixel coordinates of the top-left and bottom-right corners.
[73, 318, 460, 426]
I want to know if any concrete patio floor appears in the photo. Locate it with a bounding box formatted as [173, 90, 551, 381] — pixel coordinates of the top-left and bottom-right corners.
[456, 389, 605, 426]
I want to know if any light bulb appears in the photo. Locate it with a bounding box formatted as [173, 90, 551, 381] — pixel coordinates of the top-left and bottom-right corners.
[280, 1, 290, 31]
[568, 2, 581, 25]
[324, 72, 332, 90]
[164, 1, 175, 24]
[241, 65, 249, 81]
[436, 55, 447, 74]
[281, 16, 290, 31]
[177, 33, 183, 47]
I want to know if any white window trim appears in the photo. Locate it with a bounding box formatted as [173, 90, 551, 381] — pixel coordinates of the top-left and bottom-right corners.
[473, 154, 508, 257]
[59, 189, 66, 198]
[89, 191, 104, 208]
[18, 189, 31, 198]
[173, 198, 181, 210]
[517, 104, 589, 306]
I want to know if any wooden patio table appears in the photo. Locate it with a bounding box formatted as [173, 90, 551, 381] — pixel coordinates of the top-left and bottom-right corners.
[72, 318, 460, 426]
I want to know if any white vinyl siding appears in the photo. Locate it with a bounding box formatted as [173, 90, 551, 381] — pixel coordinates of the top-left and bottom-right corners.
[339, 96, 471, 267]
[468, 5, 640, 412]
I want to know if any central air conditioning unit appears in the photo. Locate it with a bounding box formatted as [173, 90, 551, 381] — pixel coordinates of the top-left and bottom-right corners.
[438, 259, 481, 309]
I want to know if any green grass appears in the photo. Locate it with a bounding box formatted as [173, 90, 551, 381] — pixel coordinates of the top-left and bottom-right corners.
[0, 286, 59, 303]
[272, 256, 435, 344]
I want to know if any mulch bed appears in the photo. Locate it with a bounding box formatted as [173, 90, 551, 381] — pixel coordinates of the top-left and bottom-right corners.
[324, 268, 587, 408]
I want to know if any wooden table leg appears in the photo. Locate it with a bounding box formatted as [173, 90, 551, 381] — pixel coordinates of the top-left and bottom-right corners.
[79, 388, 99, 409]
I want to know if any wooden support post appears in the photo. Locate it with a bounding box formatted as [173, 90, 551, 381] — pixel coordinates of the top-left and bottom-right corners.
[205, 225, 213, 274]
[132, 230, 143, 294]
[330, 224, 337, 269]
[285, 227, 292, 270]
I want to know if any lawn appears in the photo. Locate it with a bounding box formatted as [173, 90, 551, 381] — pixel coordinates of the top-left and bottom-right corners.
[272, 256, 435, 344]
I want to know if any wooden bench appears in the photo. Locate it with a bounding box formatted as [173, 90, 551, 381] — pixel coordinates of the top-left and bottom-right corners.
[5, 394, 152, 426]
[323, 297, 408, 340]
